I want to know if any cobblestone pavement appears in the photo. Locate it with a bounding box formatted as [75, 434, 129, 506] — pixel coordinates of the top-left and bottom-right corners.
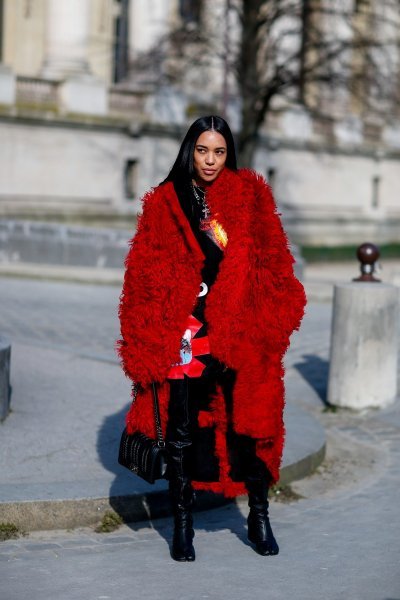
[1, 401, 399, 600]
[1, 276, 400, 600]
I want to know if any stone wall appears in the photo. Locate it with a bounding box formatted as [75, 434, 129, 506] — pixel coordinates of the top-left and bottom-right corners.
[0, 118, 141, 218]
[1, 51, 399, 248]
[0, 221, 132, 269]
[254, 139, 400, 247]
[0, 218, 304, 281]
[1, 116, 400, 247]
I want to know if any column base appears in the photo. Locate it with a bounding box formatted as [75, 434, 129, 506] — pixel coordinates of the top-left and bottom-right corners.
[59, 75, 108, 116]
[41, 57, 91, 82]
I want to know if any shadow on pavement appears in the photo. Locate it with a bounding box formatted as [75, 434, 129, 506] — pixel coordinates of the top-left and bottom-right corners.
[293, 354, 329, 406]
[96, 402, 128, 477]
[96, 402, 172, 523]
[97, 404, 253, 554]
[119, 494, 252, 560]
[145, 499, 253, 559]
[96, 405, 219, 529]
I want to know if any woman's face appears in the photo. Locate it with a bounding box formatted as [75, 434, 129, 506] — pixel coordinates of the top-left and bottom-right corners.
[193, 131, 227, 186]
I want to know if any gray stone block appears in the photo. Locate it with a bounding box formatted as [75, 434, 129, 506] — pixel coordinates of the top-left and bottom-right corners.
[0, 219, 131, 268]
[328, 282, 399, 409]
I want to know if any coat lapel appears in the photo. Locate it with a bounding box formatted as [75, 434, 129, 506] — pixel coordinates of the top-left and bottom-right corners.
[204, 169, 253, 368]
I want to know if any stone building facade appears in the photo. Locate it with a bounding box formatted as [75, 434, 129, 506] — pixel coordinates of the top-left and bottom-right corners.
[0, 0, 399, 245]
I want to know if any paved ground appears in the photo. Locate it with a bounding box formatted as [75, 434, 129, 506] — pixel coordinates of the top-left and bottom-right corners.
[1, 402, 399, 600]
[0, 277, 325, 531]
[0, 275, 332, 373]
[1, 266, 400, 599]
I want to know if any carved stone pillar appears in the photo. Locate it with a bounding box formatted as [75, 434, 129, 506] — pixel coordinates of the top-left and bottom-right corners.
[41, 0, 107, 116]
[41, 0, 91, 79]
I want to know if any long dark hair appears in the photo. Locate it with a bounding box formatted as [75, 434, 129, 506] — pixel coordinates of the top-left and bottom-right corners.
[163, 115, 237, 184]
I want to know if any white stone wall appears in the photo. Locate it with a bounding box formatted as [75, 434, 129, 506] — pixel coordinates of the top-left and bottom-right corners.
[0, 117, 399, 245]
[253, 141, 400, 245]
[136, 134, 180, 195]
[0, 121, 139, 211]
[255, 144, 400, 213]
[380, 157, 400, 216]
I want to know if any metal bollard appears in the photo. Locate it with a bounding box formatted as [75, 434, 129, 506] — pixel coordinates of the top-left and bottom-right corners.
[353, 242, 381, 282]
[327, 243, 399, 410]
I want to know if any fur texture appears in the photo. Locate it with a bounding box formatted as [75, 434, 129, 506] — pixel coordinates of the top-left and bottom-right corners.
[117, 168, 306, 496]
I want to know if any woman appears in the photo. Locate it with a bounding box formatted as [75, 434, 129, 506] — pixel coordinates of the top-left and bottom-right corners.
[118, 116, 306, 561]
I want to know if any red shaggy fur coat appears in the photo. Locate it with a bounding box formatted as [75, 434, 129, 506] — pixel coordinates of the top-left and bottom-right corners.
[117, 167, 306, 497]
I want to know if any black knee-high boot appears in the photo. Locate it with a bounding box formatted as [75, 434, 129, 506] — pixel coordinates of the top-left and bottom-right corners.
[246, 461, 279, 556]
[168, 459, 195, 561]
[167, 378, 196, 562]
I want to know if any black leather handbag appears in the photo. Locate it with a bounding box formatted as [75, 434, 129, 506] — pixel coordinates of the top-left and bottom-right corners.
[118, 383, 168, 484]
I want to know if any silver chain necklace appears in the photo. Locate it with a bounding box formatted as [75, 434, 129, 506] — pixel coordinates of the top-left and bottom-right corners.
[191, 184, 210, 220]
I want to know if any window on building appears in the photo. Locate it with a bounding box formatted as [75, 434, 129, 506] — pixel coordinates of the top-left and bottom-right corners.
[371, 175, 380, 209]
[24, 0, 33, 18]
[179, 0, 202, 26]
[124, 159, 138, 200]
[354, 0, 370, 14]
[113, 0, 129, 83]
[267, 167, 276, 190]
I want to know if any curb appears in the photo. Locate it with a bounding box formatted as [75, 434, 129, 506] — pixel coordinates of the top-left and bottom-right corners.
[0, 263, 124, 286]
[0, 432, 326, 532]
[0, 264, 335, 302]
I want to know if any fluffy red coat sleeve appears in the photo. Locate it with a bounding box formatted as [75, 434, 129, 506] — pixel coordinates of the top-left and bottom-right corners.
[117, 184, 204, 387]
[242, 169, 306, 356]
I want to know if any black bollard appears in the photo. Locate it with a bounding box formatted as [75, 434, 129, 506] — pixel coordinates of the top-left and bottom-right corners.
[353, 242, 381, 282]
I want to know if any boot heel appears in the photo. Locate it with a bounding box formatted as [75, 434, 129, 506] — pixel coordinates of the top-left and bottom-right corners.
[246, 470, 279, 557]
[172, 520, 195, 561]
[169, 478, 196, 562]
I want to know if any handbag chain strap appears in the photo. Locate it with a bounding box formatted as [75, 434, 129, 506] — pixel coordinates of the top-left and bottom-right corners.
[151, 382, 165, 448]
[131, 381, 165, 448]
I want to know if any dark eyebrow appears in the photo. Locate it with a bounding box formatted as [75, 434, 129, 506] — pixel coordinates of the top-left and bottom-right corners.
[195, 144, 226, 150]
